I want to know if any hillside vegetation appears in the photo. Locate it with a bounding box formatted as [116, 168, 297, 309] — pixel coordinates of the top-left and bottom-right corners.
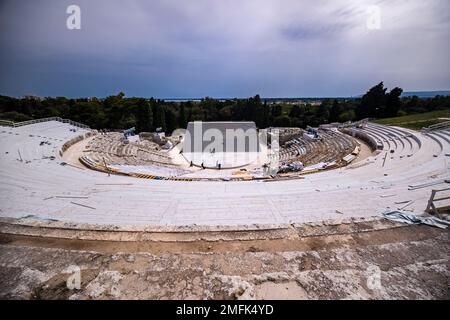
[374, 109, 450, 130]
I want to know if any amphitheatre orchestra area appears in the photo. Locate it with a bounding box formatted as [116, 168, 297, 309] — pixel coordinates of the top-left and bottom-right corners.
[0, 117, 449, 227]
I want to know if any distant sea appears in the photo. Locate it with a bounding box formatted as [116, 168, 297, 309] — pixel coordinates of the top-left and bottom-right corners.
[163, 91, 450, 102]
[400, 91, 450, 98]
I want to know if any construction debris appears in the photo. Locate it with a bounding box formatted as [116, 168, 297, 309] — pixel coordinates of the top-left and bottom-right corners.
[398, 200, 414, 210]
[56, 196, 89, 199]
[382, 152, 388, 167]
[395, 200, 411, 204]
[382, 211, 449, 229]
[95, 183, 134, 186]
[70, 201, 96, 210]
[19, 214, 58, 222]
[408, 180, 448, 190]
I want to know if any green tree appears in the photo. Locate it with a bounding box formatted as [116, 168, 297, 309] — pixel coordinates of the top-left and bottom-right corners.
[135, 99, 153, 133]
[153, 103, 166, 132]
[289, 105, 302, 118]
[358, 82, 387, 119]
[261, 101, 271, 128]
[385, 87, 403, 117]
[316, 100, 331, 124]
[271, 105, 282, 118]
[273, 115, 291, 127]
[165, 107, 178, 133]
[329, 100, 342, 123]
[179, 103, 187, 128]
[339, 110, 356, 122]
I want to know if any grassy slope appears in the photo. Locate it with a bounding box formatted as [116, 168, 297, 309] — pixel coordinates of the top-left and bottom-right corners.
[373, 109, 450, 130]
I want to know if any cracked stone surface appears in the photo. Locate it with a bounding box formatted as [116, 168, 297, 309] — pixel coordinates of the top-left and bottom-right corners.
[0, 228, 448, 300]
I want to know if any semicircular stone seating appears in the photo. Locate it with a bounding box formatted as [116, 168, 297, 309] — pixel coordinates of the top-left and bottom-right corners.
[279, 129, 357, 167]
[350, 123, 418, 159]
[0, 119, 449, 227]
[423, 127, 450, 154]
[84, 132, 174, 167]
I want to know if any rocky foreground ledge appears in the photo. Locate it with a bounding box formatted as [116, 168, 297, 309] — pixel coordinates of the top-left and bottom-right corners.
[0, 218, 448, 300]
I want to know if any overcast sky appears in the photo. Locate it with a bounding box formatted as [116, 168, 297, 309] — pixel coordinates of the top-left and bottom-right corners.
[0, 0, 449, 98]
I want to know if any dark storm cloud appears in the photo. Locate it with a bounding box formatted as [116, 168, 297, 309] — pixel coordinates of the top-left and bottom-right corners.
[0, 0, 449, 98]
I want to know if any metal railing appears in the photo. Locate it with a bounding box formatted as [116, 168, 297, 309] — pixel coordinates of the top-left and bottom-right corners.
[422, 121, 450, 132]
[425, 187, 450, 218]
[0, 117, 90, 129]
[339, 118, 370, 129]
[0, 119, 14, 126]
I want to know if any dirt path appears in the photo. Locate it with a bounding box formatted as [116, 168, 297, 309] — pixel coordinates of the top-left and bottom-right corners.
[0, 224, 443, 254]
[62, 135, 95, 169]
[353, 138, 375, 164]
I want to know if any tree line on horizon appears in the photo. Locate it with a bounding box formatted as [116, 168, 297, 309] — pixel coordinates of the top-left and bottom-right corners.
[0, 82, 449, 133]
